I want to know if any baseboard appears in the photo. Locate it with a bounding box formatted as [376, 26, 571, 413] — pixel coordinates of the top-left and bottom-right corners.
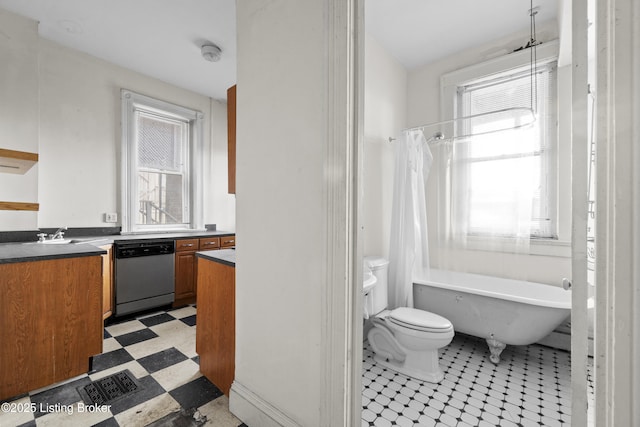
[537, 331, 594, 357]
[229, 381, 299, 427]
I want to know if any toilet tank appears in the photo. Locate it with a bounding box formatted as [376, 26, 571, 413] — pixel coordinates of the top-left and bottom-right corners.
[365, 256, 389, 315]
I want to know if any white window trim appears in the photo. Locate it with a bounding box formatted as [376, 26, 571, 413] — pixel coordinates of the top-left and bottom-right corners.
[121, 90, 204, 233]
[440, 40, 568, 256]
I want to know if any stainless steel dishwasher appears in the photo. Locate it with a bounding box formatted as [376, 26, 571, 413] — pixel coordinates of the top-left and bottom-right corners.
[114, 240, 175, 316]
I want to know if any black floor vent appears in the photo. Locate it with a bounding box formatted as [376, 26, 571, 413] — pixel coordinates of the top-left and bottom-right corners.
[77, 369, 142, 406]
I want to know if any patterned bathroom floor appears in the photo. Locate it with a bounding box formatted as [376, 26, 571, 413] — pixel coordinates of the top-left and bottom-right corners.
[362, 333, 593, 427]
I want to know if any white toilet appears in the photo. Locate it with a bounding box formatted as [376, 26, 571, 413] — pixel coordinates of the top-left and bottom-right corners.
[364, 256, 454, 383]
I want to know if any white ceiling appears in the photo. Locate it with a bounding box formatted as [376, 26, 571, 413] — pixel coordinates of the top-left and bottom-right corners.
[0, 0, 237, 100]
[0, 0, 557, 101]
[366, 0, 558, 69]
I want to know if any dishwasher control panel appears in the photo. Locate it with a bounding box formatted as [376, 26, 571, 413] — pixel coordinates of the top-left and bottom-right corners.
[115, 241, 175, 258]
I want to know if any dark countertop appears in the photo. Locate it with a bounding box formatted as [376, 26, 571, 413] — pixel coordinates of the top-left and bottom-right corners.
[0, 242, 107, 265]
[90, 230, 234, 245]
[196, 249, 236, 267]
[0, 230, 235, 265]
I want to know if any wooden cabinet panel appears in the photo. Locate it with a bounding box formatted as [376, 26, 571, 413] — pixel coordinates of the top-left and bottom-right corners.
[221, 235, 236, 248]
[100, 244, 113, 320]
[176, 238, 199, 252]
[196, 258, 235, 395]
[199, 237, 220, 250]
[174, 251, 197, 306]
[227, 85, 236, 194]
[0, 256, 103, 400]
[173, 235, 235, 308]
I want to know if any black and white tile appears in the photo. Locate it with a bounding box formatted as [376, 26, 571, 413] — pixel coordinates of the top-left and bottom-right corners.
[1, 304, 594, 427]
[362, 333, 591, 427]
[1, 306, 245, 427]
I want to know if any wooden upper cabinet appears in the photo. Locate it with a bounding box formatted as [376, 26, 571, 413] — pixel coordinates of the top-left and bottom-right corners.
[227, 85, 236, 194]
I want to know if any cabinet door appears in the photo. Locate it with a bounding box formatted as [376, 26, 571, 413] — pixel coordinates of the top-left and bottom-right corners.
[0, 256, 102, 400]
[174, 251, 197, 305]
[196, 258, 235, 395]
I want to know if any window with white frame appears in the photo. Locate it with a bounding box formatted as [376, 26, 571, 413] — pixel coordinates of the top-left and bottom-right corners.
[121, 90, 203, 233]
[456, 61, 557, 238]
[441, 43, 559, 242]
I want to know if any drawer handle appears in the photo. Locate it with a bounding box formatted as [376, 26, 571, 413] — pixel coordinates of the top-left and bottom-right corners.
[204, 242, 218, 245]
[183, 243, 194, 247]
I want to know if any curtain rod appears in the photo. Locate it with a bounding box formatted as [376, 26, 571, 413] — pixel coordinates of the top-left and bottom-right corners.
[388, 107, 535, 143]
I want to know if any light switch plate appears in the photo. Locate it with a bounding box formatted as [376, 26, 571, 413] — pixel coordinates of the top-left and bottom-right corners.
[105, 213, 118, 223]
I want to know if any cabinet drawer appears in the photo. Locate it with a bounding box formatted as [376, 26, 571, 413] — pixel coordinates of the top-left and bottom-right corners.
[176, 239, 199, 252]
[221, 235, 236, 248]
[199, 237, 221, 250]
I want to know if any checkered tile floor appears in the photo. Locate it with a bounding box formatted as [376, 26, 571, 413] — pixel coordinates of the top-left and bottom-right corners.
[1, 306, 246, 427]
[362, 333, 593, 427]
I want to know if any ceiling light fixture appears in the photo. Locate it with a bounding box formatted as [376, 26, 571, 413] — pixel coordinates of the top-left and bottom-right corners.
[201, 44, 222, 62]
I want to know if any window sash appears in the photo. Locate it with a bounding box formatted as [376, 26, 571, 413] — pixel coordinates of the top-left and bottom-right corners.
[454, 61, 557, 239]
[134, 109, 190, 228]
[121, 90, 203, 233]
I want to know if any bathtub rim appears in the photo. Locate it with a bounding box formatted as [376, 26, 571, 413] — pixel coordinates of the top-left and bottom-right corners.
[413, 268, 591, 310]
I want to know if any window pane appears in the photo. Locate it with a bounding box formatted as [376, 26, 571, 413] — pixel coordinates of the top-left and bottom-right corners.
[137, 112, 183, 172]
[466, 126, 538, 159]
[467, 156, 540, 234]
[455, 62, 556, 238]
[138, 171, 184, 225]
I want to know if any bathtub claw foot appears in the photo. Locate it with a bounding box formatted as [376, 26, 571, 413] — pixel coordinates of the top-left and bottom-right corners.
[486, 338, 506, 364]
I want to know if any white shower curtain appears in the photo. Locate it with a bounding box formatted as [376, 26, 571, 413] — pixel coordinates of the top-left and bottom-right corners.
[388, 130, 432, 309]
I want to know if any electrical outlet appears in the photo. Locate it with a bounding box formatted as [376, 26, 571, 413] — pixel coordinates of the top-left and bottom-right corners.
[105, 213, 118, 223]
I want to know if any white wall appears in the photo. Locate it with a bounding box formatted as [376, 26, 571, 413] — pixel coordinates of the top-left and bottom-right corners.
[232, 1, 325, 423]
[0, 8, 235, 233]
[0, 9, 39, 230]
[406, 20, 571, 285]
[363, 33, 407, 259]
[231, 1, 359, 426]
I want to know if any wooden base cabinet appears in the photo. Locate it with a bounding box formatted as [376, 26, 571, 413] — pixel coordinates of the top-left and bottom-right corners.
[174, 235, 234, 307]
[196, 257, 235, 395]
[174, 240, 198, 307]
[0, 256, 103, 400]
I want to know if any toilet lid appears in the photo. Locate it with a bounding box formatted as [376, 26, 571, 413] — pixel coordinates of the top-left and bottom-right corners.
[388, 307, 452, 333]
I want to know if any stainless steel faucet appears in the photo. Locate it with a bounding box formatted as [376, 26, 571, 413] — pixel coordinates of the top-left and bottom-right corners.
[50, 226, 67, 240]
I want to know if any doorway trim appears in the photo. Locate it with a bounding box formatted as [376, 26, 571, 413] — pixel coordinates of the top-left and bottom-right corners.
[321, 0, 364, 426]
[595, 0, 640, 425]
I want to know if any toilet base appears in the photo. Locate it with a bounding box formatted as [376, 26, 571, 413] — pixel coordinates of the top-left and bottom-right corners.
[372, 350, 445, 383]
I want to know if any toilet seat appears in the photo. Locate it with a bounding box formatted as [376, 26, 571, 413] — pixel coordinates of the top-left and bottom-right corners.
[387, 307, 453, 334]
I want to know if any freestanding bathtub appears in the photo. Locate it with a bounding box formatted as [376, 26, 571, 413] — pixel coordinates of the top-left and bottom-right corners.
[413, 269, 573, 363]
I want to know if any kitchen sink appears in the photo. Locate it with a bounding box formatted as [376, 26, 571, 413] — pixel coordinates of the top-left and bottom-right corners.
[38, 239, 75, 244]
